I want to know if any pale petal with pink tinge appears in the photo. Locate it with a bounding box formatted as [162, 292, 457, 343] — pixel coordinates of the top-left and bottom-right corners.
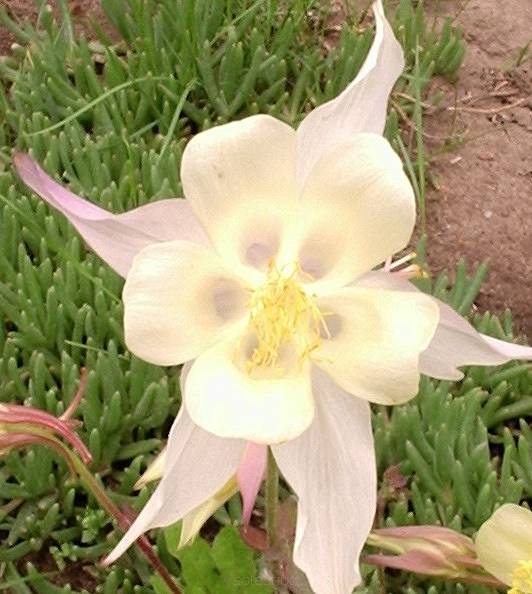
[315, 287, 439, 404]
[104, 405, 244, 564]
[14, 153, 208, 277]
[123, 241, 248, 366]
[237, 442, 267, 525]
[364, 550, 449, 577]
[295, 0, 404, 185]
[272, 368, 376, 594]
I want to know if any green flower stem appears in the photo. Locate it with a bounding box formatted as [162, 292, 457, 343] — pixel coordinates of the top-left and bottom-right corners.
[265, 448, 290, 593]
[265, 448, 279, 549]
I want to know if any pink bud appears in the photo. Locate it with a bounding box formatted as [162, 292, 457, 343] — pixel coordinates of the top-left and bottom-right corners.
[0, 404, 91, 464]
[365, 525, 502, 586]
[365, 549, 452, 577]
[0, 371, 91, 464]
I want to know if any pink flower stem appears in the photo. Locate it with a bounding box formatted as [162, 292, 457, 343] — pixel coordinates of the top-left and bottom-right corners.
[5, 433, 182, 594]
[65, 446, 182, 594]
[61, 368, 88, 421]
[0, 408, 91, 463]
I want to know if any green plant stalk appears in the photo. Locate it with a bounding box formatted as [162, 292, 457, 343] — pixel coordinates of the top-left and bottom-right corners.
[265, 447, 279, 549]
[265, 447, 290, 593]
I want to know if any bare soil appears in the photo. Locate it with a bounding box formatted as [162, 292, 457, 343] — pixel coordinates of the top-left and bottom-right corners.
[0, 0, 111, 55]
[423, 0, 532, 338]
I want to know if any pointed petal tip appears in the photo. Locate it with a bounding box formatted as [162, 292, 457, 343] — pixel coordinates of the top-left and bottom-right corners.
[133, 478, 145, 491]
[295, 0, 404, 185]
[100, 554, 113, 568]
[102, 542, 128, 567]
[103, 531, 141, 567]
[12, 151, 34, 178]
[237, 442, 267, 526]
[13, 153, 49, 188]
[134, 448, 167, 490]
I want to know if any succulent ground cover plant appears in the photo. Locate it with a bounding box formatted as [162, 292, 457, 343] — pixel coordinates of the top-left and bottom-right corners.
[0, 1, 530, 593]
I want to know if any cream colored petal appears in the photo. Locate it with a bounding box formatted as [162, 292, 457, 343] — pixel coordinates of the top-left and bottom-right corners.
[179, 476, 239, 548]
[296, 0, 404, 185]
[314, 287, 439, 405]
[272, 368, 376, 594]
[181, 115, 298, 279]
[123, 241, 248, 366]
[355, 272, 532, 379]
[134, 448, 167, 490]
[476, 504, 532, 586]
[184, 337, 314, 444]
[294, 134, 415, 291]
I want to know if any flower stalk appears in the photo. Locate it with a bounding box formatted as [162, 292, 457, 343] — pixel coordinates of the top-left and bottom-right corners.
[265, 448, 279, 549]
[265, 448, 289, 592]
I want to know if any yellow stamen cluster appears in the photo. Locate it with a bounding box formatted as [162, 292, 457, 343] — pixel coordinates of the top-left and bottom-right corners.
[246, 261, 326, 371]
[509, 561, 532, 594]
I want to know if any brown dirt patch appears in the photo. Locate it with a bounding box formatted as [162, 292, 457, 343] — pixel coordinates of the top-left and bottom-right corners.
[20, 549, 99, 591]
[0, 0, 113, 55]
[423, 0, 532, 338]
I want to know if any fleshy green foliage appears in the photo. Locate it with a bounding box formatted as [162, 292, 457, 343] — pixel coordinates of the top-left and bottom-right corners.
[0, 1, 524, 593]
[394, 0, 466, 77]
[175, 526, 273, 594]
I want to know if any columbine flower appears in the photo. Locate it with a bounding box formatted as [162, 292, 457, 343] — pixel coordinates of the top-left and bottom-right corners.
[13, 1, 532, 591]
[476, 504, 532, 594]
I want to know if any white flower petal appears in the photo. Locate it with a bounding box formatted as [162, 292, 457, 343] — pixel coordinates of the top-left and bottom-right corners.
[475, 504, 532, 586]
[272, 368, 376, 594]
[104, 403, 245, 564]
[295, 134, 415, 291]
[296, 0, 404, 185]
[123, 241, 248, 366]
[355, 271, 532, 379]
[419, 305, 511, 380]
[134, 448, 167, 489]
[184, 336, 314, 444]
[181, 115, 297, 278]
[476, 335, 532, 366]
[14, 153, 208, 277]
[315, 287, 439, 404]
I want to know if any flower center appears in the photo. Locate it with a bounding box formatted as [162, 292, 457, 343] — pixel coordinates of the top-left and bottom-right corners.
[509, 561, 532, 594]
[246, 260, 326, 371]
